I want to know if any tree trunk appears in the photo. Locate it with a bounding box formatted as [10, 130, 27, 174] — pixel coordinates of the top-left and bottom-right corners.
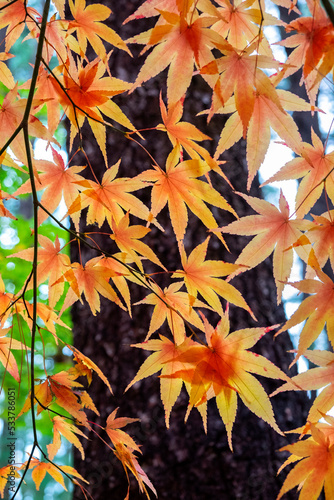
[69, 2, 310, 499]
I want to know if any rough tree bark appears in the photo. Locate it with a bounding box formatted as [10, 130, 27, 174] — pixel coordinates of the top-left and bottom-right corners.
[69, 2, 311, 499]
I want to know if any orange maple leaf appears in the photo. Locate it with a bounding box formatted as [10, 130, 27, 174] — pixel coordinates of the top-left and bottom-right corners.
[128, 2, 231, 104]
[67, 0, 131, 60]
[0, 328, 28, 381]
[114, 443, 157, 500]
[110, 213, 166, 272]
[47, 415, 88, 461]
[277, 421, 334, 500]
[136, 147, 236, 242]
[201, 40, 284, 130]
[18, 371, 89, 425]
[271, 349, 334, 423]
[69, 160, 154, 230]
[67, 344, 113, 393]
[0, 85, 58, 165]
[212, 83, 309, 189]
[277, 0, 334, 104]
[27, 458, 88, 492]
[209, 0, 283, 51]
[51, 56, 134, 165]
[13, 146, 86, 227]
[106, 408, 140, 452]
[164, 312, 287, 449]
[0, 0, 40, 51]
[218, 191, 311, 303]
[134, 281, 211, 345]
[11, 235, 71, 308]
[262, 129, 334, 218]
[0, 274, 15, 324]
[59, 257, 126, 316]
[276, 258, 334, 362]
[156, 94, 224, 175]
[0, 465, 20, 498]
[172, 237, 253, 317]
[0, 52, 15, 89]
[304, 211, 334, 276]
[0, 190, 16, 220]
[126, 335, 203, 428]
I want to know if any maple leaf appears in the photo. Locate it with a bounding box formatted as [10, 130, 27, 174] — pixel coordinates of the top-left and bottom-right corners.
[106, 408, 140, 452]
[28, 459, 67, 491]
[271, 349, 334, 423]
[128, 2, 231, 104]
[24, 13, 73, 64]
[0, 189, 16, 220]
[0, 274, 15, 324]
[0, 52, 15, 89]
[13, 146, 86, 227]
[0, 328, 28, 381]
[91, 255, 141, 317]
[208, 0, 283, 52]
[0, 0, 40, 51]
[164, 312, 287, 449]
[51, 56, 134, 165]
[304, 211, 334, 276]
[0, 465, 20, 498]
[156, 94, 224, 175]
[277, 421, 334, 500]
[201, 40, 284, 129]
[114, 443, 157, 499]
[172, 237, 253, 317]
[218, 191, 311, 303]
[276, 257, 334, 362]
[277, 0, 334, 104]
[59, 257, 126, 316]
[110, 213, 166, 272]
[18, 370, 89, 425]
[69, 160, 154, 230]
[47, 415, 88, 461]
[261, 129, 334, 218]
[136, 147, 236, 242]
[67, 344, 113, 393]
[11, 235, 71, 308]
[15, 301, 70, 337]
[123, 0, 178, 24]
[67, 0, 131, 60]
[212, 84, 308, 189]
[135, 281, 211, 345]
[126, 335, 201, 428]
[0, 85, 58, 165]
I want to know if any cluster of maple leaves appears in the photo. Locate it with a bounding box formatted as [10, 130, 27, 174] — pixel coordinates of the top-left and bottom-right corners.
[0, 0, 334, 498]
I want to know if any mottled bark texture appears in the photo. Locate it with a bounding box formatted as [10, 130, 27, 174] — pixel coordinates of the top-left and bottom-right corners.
[69, 2, 310, 499]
